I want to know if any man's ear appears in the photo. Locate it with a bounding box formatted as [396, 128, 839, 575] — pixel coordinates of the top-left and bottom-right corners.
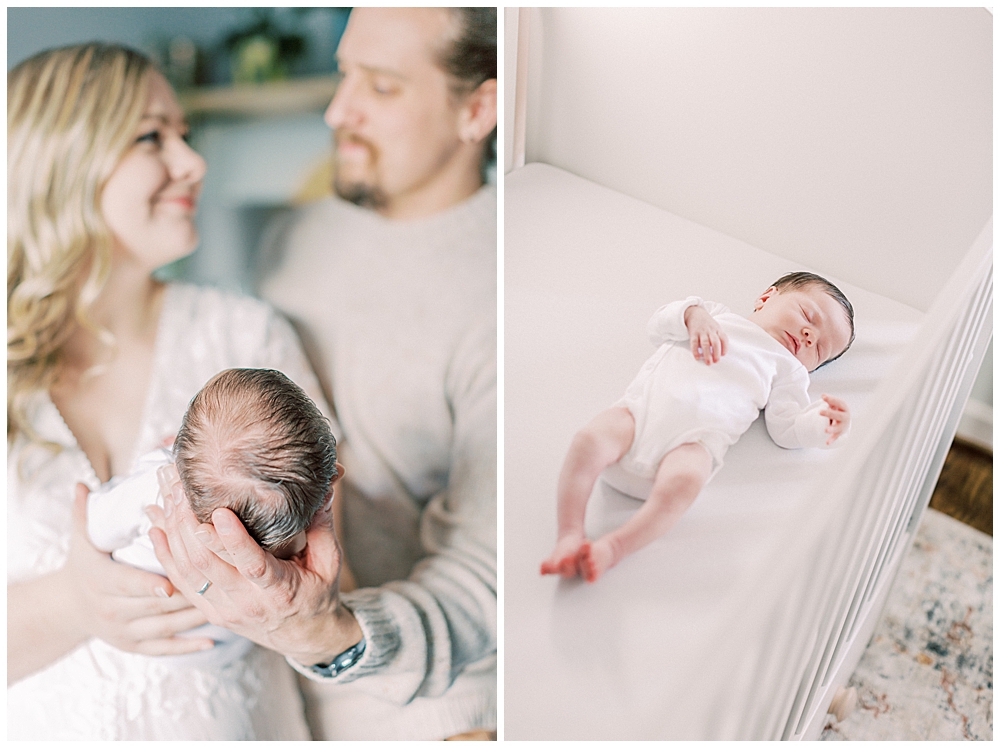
[458, 78, 498, 144]
[754, 286, 778, 312]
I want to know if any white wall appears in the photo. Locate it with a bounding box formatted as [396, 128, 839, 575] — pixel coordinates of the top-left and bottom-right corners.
[523, 8, 992, 314]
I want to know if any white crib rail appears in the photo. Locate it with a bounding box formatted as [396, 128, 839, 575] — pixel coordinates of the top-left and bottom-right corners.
[674, 218, 992, 740]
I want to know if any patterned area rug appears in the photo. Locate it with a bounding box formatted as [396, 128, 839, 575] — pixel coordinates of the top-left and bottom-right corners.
[821, 508, 992, 740]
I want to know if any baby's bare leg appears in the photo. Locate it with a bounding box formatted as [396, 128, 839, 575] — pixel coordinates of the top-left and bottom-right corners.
[580, 442, 712, 582]
[540, 407, 635, 578]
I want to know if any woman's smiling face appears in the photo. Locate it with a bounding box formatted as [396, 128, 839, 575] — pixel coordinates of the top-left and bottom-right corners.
[100, 71, 207, 272]
[750, 285, 853, 371]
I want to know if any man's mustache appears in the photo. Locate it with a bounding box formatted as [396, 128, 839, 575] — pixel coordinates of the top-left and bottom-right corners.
[334, 131, 377, 156]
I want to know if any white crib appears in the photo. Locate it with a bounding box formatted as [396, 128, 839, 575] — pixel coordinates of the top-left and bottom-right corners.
[503, 8, 992, 740]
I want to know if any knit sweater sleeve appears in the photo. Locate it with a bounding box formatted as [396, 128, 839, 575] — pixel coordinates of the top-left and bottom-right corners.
[293, 320, 497, 702]
[646, 297, 731, 347]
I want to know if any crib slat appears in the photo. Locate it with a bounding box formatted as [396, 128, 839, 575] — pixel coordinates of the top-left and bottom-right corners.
[687, 218, 994, 740]
[783, 233, 993, 738]
[791, 258, 993, 736]
[837, 287, 985, 619]
[813, 268, 992, 691]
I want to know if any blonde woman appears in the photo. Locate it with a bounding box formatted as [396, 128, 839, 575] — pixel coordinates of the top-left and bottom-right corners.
[7, 43, 322, 739]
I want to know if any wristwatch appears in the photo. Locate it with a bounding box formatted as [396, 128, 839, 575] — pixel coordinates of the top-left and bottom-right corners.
[307, 636, 366, 678]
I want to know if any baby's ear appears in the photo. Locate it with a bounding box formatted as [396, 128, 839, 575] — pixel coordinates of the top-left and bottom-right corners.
[323, 463, 346, 509]
[754, 286, 778, 311]
[332, 462, 346, 484]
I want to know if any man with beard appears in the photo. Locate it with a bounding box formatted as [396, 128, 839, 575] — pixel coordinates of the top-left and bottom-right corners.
[150, 7, 497, 741]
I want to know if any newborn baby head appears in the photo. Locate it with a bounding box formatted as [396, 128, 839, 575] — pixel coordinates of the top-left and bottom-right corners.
[751, 272, 855, 372]
[173, 368, 339, 559]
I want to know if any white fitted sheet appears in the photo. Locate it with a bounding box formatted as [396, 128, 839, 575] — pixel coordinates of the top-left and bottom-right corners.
[504, 163, 924, 739]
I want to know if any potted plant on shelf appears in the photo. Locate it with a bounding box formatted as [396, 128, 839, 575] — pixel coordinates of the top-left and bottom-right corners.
[225, 9, 306, 84]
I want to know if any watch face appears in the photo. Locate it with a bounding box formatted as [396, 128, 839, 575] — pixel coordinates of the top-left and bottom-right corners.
[313, 637, 366, 677]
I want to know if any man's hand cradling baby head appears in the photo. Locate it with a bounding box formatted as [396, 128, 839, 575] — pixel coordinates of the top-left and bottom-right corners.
[155, 463, 234, 564]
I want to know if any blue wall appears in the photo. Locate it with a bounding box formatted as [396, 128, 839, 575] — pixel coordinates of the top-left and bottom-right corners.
[8, 7, 349, 82]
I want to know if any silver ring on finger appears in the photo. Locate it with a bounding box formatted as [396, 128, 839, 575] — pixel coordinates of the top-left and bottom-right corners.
[196, 580, 212, 596]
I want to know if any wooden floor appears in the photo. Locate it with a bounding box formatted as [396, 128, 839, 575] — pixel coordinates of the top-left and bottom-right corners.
[928, 439, 992, 536]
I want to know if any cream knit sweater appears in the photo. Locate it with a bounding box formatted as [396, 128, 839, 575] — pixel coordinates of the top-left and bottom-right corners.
[259, 185, 497, 740]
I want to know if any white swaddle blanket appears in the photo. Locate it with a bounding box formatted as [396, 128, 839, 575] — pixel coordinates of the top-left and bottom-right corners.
[86, 447, 253, 667]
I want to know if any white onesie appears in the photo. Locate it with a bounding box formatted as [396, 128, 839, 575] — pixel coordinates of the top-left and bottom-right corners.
[86, 447, 253, 667]
[603, 297, 835, 499]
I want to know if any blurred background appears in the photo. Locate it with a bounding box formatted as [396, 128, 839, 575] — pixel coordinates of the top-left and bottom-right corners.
[8, 6, 352, 292]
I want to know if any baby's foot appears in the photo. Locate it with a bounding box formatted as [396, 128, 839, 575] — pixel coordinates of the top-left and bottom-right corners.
[579, 538, 617, 583]
[541, 534, 587, 578]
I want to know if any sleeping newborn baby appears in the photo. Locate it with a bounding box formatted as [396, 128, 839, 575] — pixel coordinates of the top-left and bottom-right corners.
[87, 367, 342, 661]
[541, 272, 854, 583]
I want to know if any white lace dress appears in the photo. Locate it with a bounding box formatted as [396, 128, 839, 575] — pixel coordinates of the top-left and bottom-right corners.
[7, 283, 327, 740]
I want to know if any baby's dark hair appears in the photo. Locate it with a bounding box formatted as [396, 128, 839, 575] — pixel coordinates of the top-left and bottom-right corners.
[772, 271, 855, 366]
[173, 368, 338, 553]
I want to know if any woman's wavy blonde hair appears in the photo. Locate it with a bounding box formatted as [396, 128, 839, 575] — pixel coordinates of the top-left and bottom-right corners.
[8, 43, 153, 448]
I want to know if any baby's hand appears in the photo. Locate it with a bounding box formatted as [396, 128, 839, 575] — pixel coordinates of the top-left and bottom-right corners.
[821, 394, 850, 445]
[684, 305, 728, 365]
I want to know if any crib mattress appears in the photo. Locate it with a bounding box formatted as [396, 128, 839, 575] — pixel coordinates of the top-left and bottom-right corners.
[504, 163, 924, 740]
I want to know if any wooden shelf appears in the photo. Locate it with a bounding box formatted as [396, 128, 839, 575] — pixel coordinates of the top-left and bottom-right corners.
[179, 74, 340, 117]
